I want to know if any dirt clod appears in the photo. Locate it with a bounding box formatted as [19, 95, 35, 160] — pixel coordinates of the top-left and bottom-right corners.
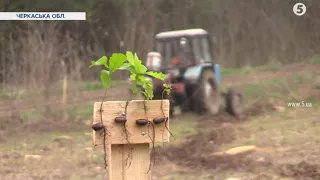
[278, 161, 320, 180]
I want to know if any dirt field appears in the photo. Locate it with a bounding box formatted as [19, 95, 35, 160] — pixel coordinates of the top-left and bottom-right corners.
[0, 61, 319, 180]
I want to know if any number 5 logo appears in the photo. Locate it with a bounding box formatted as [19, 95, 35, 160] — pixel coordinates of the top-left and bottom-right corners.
[293, 3, 306, 16]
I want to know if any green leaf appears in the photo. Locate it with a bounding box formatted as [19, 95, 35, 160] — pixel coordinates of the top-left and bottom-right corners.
[100, 70, 111, 88]
[119, 63, 131, 70]
[139, 91, 148, 99]
[163, 83, 172, 95]
[130, 82, 139, 94]
[135, 75, 146, 86]
[142, 80, 154, 100]
[125, 51, 147, 74]
[127, 66, 137, 74]
[119, 63, 136, 73]
[90, 56, 108, 68]
[133, 53, 147, 74]
[126, 51, 135, 65]
[165, 89, 171, 95]
[146, 71, 167, 80]
[137, 63, 147, 74]
[109, 53, 127, 73]
[163, 83, 172, 89]
[130, 73, 137, 80]
[133, 53, 141, 67]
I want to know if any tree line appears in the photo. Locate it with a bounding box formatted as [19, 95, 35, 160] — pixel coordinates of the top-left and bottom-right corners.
[0, 0, 319, 86]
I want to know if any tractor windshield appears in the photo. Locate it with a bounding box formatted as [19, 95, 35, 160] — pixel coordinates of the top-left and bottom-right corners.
[156, 39, 193, 68]
[155, 35, 212, 69]
[191, 36, 212, 63]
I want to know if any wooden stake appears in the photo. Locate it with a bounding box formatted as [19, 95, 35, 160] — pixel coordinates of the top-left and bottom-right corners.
[92, 100, 170, 180]
[61, 60, 67, 105]
[61, 60, 68, 121]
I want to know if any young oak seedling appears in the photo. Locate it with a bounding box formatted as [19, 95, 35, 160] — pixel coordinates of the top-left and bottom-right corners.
[90, 51, 172, 170]
[90, 51, 171, 100]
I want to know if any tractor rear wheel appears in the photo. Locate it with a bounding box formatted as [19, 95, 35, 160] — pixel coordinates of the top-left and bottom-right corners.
[194, 70, 220, 115]
[226, 88, 243, 117]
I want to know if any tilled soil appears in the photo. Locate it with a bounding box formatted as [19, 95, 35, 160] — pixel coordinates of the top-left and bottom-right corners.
[155, 100, 320, 179]
[278, 161, 320, 180]
[155, 102, 267, 170]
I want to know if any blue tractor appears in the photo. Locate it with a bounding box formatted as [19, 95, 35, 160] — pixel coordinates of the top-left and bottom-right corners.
[133, 29, 243, 117]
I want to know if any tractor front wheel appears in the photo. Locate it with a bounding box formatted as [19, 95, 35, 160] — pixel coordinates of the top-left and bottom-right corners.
[195, 70, 220, 115]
